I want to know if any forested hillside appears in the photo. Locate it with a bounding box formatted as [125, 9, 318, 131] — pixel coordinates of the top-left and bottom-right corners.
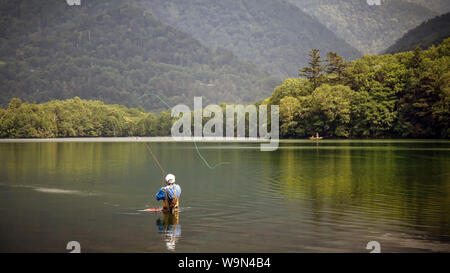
[141, 0, 361, 77]
[385, 13, 450, 54]
[269, 38, 450, 138]
[3, 39, 449, 139]
[0, 0, 279, 111]
[288, 0, 437, 54]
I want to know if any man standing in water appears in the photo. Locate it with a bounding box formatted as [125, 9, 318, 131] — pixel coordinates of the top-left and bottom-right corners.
[156, 174, 181, 213]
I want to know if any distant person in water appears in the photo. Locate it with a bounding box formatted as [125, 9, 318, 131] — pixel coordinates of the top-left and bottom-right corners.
[156, 174, 181, 213]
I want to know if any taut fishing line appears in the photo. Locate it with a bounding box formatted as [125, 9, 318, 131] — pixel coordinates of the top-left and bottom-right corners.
[139, 93, 230, 169]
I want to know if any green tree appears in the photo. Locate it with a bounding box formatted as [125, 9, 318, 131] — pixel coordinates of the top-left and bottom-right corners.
[8, 98, 22, 110]
[269, 78, 312, 106]
[279, 96, 301, 137]
[299, 49, 325, 89]
[308, 84, 354, 137]
[325, 52, 346, 84]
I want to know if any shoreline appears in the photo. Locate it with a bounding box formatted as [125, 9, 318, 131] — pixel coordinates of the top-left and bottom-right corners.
[0, 137, 270, 143]
[0, 137, 449, 143]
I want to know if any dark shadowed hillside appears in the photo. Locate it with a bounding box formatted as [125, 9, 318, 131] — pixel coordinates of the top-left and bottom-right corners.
[0, 0, 279, 111]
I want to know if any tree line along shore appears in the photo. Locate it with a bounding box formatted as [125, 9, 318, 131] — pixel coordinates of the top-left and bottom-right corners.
[1, 39, 449, 139]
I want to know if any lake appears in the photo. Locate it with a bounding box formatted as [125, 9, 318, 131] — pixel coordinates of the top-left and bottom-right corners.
[0, 139, 449, 252]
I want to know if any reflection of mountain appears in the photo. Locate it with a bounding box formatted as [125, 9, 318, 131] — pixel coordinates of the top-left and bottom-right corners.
[156, 212, 181, 251]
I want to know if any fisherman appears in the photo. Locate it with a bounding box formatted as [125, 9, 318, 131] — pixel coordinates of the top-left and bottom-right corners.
[156, 174, 181, 213]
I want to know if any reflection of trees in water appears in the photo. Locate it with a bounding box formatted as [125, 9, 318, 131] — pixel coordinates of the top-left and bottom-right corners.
[260, 144, 450, 235]
[156, 212, 181, 251]
[2, 142, 152, 185]
[1, 142, 187, 187]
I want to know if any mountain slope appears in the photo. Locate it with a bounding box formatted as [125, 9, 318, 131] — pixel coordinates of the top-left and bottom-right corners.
[288, 0, 437, 54]
[385, 12, 450, 53]
[402, 0, 450, 15]
[140, 0, 361, 78]
[0, 0, 279, 111]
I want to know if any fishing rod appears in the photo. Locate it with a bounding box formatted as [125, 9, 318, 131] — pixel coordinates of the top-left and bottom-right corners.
[144, 142, 166, 186]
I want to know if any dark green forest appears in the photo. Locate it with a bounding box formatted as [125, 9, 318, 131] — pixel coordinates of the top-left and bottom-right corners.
[385, 12, 450, 54]
[1, 39, 449, 138]
[0, 0, 279, 112]
[271, 39, 450, 138]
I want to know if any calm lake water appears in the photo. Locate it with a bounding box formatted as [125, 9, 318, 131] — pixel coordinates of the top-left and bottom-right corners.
[0, 140, 449, 252]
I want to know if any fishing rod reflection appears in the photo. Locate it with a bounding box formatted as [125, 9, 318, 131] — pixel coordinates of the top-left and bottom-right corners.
[156, 211, 181, 251]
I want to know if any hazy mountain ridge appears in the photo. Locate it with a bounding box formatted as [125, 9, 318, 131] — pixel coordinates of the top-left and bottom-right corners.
[140, 0, 361, 78]
[288, 0, 438, 54]
[385, 12, 450, 54]
[401, 0, 450, 15]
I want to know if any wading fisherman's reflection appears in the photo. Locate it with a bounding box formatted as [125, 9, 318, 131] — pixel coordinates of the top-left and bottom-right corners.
[156, 211, 181, 251]
[155, 174, 181, 251]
